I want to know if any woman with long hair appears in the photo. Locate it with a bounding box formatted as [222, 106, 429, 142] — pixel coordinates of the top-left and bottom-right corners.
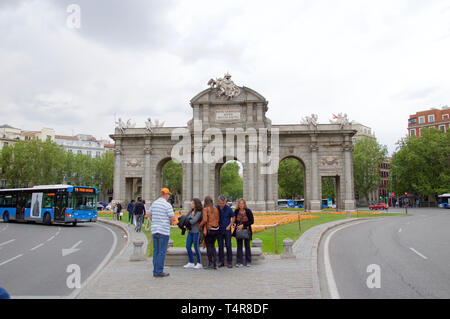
[232, 198, 254, 267]
[183, 198, 204, 269]
[199, 195, 220, 269]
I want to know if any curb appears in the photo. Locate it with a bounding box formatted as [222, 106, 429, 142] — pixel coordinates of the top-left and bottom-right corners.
[69, 218, 132, 299]
[311, 217, 377, 298]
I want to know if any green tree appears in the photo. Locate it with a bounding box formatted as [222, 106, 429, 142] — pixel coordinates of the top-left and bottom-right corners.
[278, 158, 304, 199]
[162, 160, 183, 204]
[321, 177, 336, 200]
[391, 128, 450, 203]
[353, 137, 387, 205]
[220, 161, 243, 201]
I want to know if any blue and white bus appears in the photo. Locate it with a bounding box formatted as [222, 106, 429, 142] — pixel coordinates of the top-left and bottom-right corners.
[287, 199, 304, 208]
[0, 185, 98, 226]
[322, 198, 333, 208]
[438, 194, 450, 209]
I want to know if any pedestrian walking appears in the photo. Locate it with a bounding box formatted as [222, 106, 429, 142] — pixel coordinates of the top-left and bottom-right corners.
[148, 188, 175, 277]
[183, 198, 203, 269]
[232, 198, 254, 268]
[134, 197, 146, 232]
[199, 196, 220, 269]
[127, 199, 135, 225]
[114, 202, 122, 220]
[216, 195, 235, 268]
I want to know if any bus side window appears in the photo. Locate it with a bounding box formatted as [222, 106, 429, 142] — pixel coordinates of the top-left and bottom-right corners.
[43, 194, 54, 209]
[0, 194, 4, 206]
[25, 193, 32, 208]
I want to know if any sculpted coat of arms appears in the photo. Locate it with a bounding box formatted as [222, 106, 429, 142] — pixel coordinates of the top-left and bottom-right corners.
[208, 72, 241, 100]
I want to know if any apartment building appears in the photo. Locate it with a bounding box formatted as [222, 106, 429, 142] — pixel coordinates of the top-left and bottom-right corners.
[408, 106, 450, 137]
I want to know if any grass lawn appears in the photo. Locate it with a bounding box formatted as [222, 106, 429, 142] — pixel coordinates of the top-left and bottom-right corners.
[98, 211, 405, 256]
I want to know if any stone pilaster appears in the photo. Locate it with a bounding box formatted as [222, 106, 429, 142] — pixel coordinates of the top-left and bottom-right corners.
[143, 146, 152, 207]
[309, 141, 321, 211]
[113, 147, 122, 202]
[343, 141, 356, 211]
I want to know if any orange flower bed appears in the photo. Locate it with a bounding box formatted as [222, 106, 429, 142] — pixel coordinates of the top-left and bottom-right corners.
[326, 211, 381, 215]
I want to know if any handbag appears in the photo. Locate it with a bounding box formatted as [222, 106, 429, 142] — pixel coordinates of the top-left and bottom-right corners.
[236, 228, 249, 240]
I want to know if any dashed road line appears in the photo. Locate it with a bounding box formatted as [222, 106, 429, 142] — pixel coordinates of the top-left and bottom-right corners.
[47, 235, 55, 242]
[30, 243, 44, 251]
[0, 254, 24, 267]
[0, 239, 15, 247]
[409, 247, 428, 260]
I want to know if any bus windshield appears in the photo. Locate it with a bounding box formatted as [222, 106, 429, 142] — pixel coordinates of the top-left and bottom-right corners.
[71, 193, 97, 211]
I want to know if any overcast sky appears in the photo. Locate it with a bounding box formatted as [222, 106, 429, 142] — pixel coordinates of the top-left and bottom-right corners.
[1, 0, 449, 154]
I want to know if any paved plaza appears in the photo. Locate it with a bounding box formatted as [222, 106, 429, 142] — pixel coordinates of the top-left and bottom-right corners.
[76, 218, 363, 299]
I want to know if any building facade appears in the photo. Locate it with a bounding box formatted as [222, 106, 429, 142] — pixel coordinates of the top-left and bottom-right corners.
[55, 134, 106, 158]
[0, 124, 21, 150]
[408, 106, 450, 137]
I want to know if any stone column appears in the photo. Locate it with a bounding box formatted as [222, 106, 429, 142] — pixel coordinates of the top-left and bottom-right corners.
[309, 142, 321, 211]
[193, 146, 201, 199]
[246, 145, 257, 207]
[266, 172, 275, 211]
[256, 162, 266, 211]
[203, 162, 209, 199]
[343, 141, 356, 211]
[113, 147, 122, 202]
[183, 151, 193, 211]
[143, 146, 152, 207]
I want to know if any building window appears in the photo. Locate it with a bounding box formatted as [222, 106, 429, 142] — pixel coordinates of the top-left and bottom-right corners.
[408, 118, 417, 125]
[443, 114, 449, 120]
[68, 149, 72, 153]
[3, 142, 8, 147]
[428, 114, 435, 123]
[419, 128, 423, 136]
[410, 129, 416, 136]
[96, 151, 101, 157]
[418, 116, 425, 124]
[77, 150, 82, 155]
[439, 125, 446, 132]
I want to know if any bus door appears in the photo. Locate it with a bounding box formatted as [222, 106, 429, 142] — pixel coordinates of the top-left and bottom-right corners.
[16, 193, 26, 221]
[54, 193, 68, 222]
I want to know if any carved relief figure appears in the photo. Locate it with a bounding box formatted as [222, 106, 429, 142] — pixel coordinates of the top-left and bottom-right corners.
[321, 156, 339, 166]
[301, 114, 318, 128]
[126, 159, 143, 168]
[208, 72, 241, 100]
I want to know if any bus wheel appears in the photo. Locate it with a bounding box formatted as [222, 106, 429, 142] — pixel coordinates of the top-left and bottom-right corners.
[43, 213, 52, 225]
[2, 212, 9, 223]
[72, 221, 77, 227]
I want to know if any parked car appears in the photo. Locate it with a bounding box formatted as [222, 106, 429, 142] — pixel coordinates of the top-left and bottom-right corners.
[369, 203, 388, 210]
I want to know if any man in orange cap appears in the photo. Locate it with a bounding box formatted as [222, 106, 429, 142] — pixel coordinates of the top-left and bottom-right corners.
[148, 188, 175, 277]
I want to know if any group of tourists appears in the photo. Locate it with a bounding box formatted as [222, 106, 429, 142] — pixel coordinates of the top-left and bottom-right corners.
[146, 188, 254, 277]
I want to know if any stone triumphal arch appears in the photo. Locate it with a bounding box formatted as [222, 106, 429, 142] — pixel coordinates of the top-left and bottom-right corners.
[110, 74, 357, 212]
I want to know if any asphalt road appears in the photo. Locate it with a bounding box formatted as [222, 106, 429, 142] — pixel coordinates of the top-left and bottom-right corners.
[0, 219, 127, 298]
[319, 208, 450, 299]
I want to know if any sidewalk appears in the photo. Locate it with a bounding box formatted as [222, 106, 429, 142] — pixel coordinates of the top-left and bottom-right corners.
[77, 217, 364, 299]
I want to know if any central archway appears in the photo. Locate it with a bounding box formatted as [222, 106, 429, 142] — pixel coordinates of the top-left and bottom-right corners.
[214, 158, 243, 203]
[277, 156, 307, 210]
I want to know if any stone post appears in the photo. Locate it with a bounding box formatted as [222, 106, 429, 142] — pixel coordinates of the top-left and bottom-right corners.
[129, 240, 146, 261]
[281, 238, 295, 259]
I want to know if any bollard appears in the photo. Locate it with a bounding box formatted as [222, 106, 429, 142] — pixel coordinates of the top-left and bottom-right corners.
[252, 238, 262, 248]
[281, 238, 295, 259]
[130, 240, 146, 261]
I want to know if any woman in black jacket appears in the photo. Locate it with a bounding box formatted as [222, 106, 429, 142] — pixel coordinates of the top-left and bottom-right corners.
[232, 198, 254, 267]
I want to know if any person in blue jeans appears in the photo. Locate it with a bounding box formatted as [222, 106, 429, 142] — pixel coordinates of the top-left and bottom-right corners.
[216, 195, 235, 268]
[183, 198, 203, 269]
[127, 199, 135, 225]
[148, 188, 175, 277]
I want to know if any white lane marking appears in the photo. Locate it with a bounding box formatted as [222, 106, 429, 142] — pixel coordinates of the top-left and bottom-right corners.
[409, 247, 428, 260]
[398, 228, 402, 233]
[0, 239, 15, 247]
[30, 243, 44, 251]
[323, 220, 372, 299]
[47, 235, 55, 242]
[0, 254, 24, 266]
[62, 240, 83, 257]
[68, 222, 118, 299]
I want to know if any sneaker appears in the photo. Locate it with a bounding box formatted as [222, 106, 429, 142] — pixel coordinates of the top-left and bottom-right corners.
[194, 263, 203, 269]
[227, 264, 233, 269]
[183, 263, 195, 268]
[218, 263, 225, 268]
[235, 263, 243, 268]
[245, 263, 251, 267]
